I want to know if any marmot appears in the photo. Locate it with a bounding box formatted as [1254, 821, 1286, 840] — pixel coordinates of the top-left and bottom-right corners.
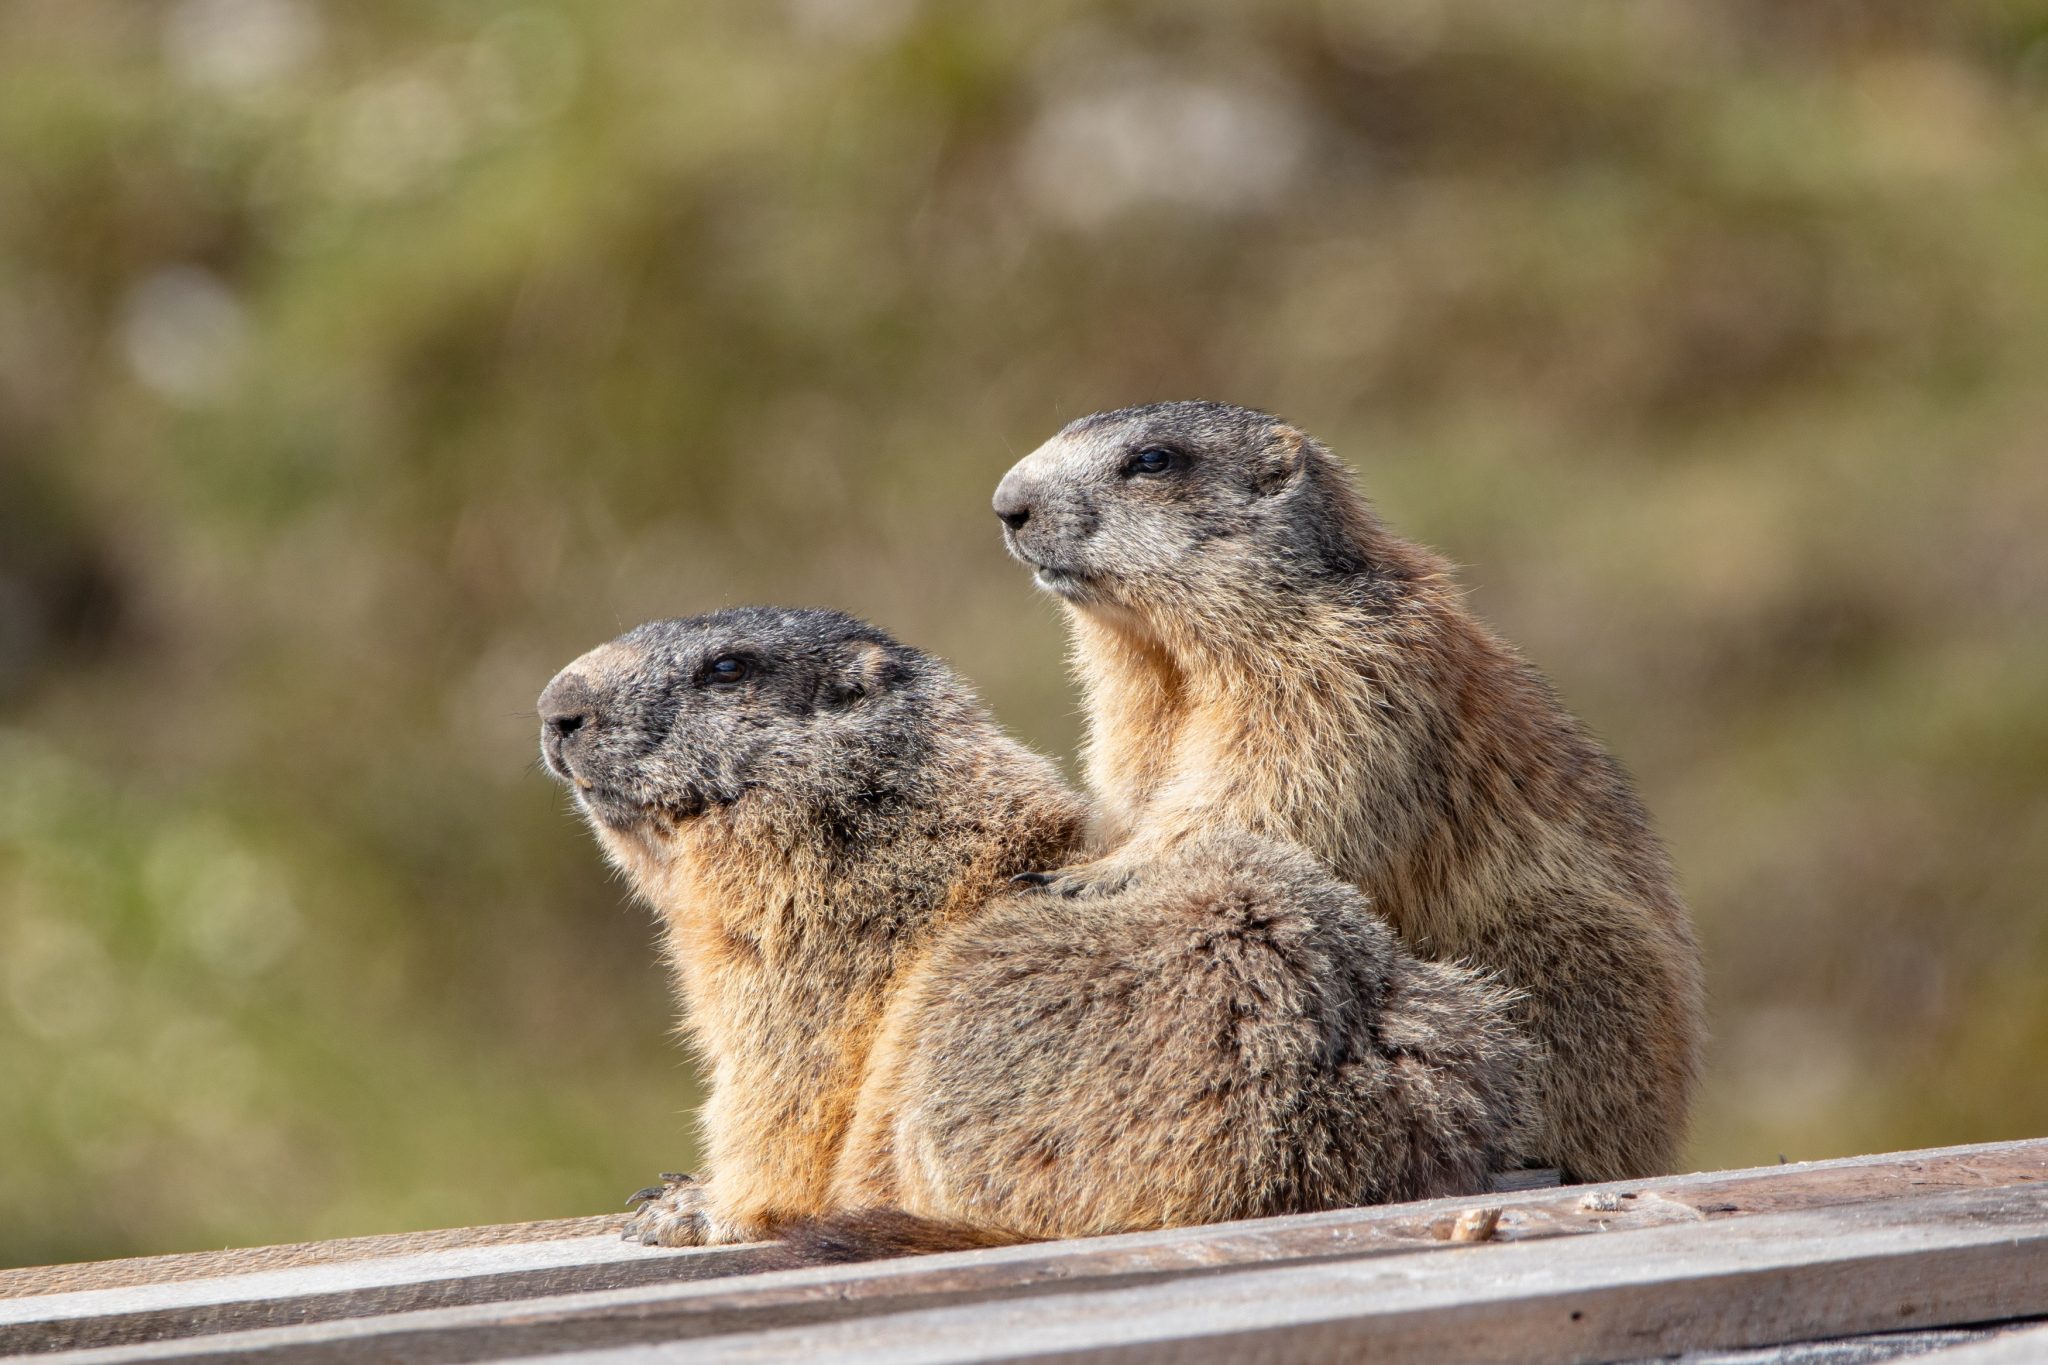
[992, 401, 1705, 1182]
[538, 606, 1535, 1249]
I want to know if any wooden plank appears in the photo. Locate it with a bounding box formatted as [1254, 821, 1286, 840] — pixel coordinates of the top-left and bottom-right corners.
[10, 1140, 2044, 1356]
[0, 1217, 632, 1299]
[0, 1236, 793, 1357]
[0, 1166, 1560, 1305]
[25, 1150, 2048, 1363]
[0, 1169, 1540, 1302]
[10, 1138, 2026, 1305]
[532, 1182, 2048, 1364]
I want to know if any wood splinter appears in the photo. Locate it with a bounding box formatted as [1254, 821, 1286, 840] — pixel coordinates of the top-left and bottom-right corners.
[1449, 1206, 1504, 1243]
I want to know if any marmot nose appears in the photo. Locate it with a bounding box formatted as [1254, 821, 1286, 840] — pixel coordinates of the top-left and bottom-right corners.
[538, 674, 599, 743]
[993, 495, 1031, 531]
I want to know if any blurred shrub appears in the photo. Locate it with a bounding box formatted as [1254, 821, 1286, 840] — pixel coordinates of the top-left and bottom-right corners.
[3, 0, 2047, 1263]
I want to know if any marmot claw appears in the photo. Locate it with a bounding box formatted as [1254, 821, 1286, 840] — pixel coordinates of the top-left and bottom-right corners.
[620, 1172, 708, 1245]
[1014, 861, 1134, 900]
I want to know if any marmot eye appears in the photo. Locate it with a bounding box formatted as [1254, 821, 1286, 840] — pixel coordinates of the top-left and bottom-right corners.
[1125, 447, 1181, 477]
[705, 657, 749, 686]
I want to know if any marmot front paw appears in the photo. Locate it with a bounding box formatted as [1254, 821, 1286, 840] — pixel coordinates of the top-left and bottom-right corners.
[621, 1173, 776, 1247]
[622, 1172, 711, 1246]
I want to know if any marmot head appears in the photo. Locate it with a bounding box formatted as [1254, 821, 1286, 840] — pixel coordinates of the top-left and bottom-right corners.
[991, 401, 1381, 631]
[538, 607, 937, 852]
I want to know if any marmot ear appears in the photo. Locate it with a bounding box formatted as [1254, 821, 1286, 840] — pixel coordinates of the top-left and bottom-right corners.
[818, 641, 903, 709]
[1255, 427, 1309, 496]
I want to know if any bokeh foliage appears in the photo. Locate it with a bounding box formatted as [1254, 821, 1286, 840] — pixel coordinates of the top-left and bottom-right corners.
[3, 0, 2047, 1266]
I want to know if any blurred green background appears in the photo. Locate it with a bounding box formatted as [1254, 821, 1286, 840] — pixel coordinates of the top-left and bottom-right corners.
[4, 0, 2047, 1268]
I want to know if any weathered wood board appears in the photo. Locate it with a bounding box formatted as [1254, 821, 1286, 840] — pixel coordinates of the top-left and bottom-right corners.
[6, 1138, 2045, 1363]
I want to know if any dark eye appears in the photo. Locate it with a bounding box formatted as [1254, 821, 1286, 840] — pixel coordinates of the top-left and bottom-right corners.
[1125, 447, 1181, 477]
[704, 657, 749, 686]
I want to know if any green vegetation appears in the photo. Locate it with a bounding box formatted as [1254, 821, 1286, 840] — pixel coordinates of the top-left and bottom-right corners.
[4, 0, 2047, 1265]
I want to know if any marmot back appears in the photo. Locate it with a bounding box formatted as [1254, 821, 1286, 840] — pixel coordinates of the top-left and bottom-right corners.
[994, 402, 1706, 1182]
[539, 607, 1537, 1249]
[884, 832, 1533, 1235]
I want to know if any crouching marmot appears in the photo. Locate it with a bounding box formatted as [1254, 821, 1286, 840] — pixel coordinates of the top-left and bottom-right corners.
[994, 402, 1706, 1182]
[539, 606, 1536, 1251]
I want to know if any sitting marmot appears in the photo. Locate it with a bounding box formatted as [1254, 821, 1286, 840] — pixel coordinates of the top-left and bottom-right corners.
[993, 401, 1705, 1182]
[539, 607, 1536, 1250]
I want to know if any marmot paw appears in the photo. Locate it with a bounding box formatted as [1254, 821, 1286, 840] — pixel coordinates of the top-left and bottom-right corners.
[622, 1172, 710, 1247]
[621, 1173, 773, 1247]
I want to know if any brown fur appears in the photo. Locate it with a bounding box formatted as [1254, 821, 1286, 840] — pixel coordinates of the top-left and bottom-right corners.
[539, 608, 1537, 1250]
[995, 402, 1706, 1182]
[768, 1210, 1033, 1266]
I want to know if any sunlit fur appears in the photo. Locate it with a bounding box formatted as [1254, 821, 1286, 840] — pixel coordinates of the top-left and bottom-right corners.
[540, 607, 1537, 1248]
[996, 401, 1706, 1182]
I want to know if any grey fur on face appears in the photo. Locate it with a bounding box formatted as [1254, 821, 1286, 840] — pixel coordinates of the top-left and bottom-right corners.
[538, 606, 930, 832]
[991, 401, 1361, 611]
